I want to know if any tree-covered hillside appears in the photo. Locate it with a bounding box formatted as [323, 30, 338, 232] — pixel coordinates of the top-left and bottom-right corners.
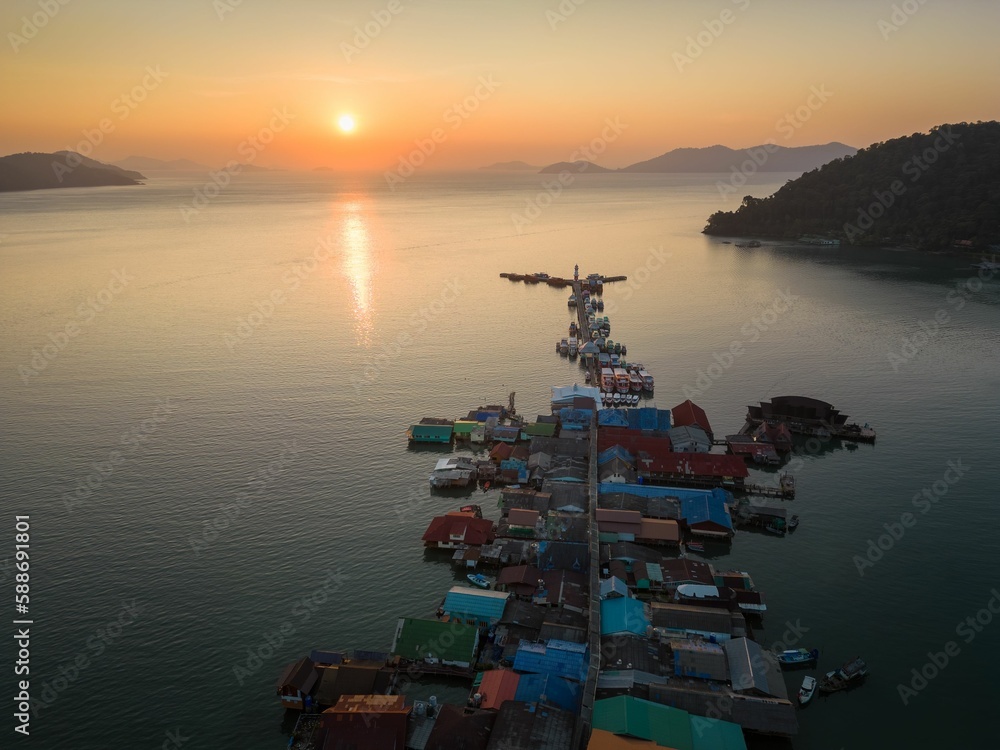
[703, 122, 1000, 250]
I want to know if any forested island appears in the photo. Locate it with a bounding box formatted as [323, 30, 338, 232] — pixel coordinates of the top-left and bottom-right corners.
[703, 121, 1000, 250]
[0, 152, 144, 192]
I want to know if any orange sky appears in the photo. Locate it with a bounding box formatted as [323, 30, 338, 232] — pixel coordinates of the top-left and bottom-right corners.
[1, 0, 998, 170]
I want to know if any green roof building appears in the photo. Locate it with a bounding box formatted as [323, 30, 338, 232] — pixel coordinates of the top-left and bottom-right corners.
[407, 423, 454, 443]
[391, 617, 480, 668]
[594, 695, 746, 750]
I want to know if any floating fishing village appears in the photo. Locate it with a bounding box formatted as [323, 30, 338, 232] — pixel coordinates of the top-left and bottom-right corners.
[276, 267, 877, 750]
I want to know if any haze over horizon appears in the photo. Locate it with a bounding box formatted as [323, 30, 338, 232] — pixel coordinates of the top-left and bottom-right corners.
[3, 0, 998, 172]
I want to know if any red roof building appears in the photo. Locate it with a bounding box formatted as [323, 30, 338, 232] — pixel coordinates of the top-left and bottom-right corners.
[637, 452, 748, 482]
[321, 694, 410, 750]
[671, 400, 714, 440]
[497, 565, 545, 598]
[596, 428, 673, 456]
[423, 514, 495, 548]
[476, 669, 521, 710]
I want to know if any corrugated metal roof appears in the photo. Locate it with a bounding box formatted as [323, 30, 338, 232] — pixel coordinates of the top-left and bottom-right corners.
[723, 637, 787, 699]
[507, 509, 539, 526]
[680, 496, 733, 531]
[477, 668, 520, 710]
[639, 519, 680, 542]
[391, 618, 478, 663]
[600, 597, 650, 637]
[512, 640, 588, 682]
[592, 695, 694, 750]
[690, 715, 748, 750]
[513, 673, 582, 713]
[443, 586, 510, 622]
[597, 410, 630, 428]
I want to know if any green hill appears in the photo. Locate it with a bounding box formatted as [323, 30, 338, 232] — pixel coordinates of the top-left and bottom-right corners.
[703, 121, 1000, 250]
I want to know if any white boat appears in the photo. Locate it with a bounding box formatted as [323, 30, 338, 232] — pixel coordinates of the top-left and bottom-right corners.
[798, 675, 817, 705]
[613, 368, 630, 394]
[628, 372, 643, 392]
[429, 457, 478, 488]
[568, 337, 578, 357]
[639, 369, 654, 392]
[559, 338, 569, 355]
[612, 392, 622, 404]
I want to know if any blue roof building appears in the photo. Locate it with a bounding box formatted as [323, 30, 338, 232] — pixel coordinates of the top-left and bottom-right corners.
[598, 445, 634, 465]
[598, 483, 733, 506]
[514, 673, 582, 713]
[513, 640, 588, 682]
[558, 407, 593, 431]
[680, 495, 733, 535]
[625, 407, 671, 432]
[598, 409, 629, 427]
[601, 597, 650, 637]
[442, 586, 510, 626]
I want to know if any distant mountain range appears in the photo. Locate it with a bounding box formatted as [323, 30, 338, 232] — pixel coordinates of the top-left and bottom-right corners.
[479, 161, 543, 172]
[0, 152, 145, 192]
[537, 142, 857, 174]
[114, 155, 210, 171]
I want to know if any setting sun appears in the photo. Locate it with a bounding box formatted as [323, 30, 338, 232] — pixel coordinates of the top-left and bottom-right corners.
[337, 114, 356, 133]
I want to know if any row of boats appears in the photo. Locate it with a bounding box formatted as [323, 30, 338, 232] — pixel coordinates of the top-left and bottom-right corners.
[774, 649, 869, 705]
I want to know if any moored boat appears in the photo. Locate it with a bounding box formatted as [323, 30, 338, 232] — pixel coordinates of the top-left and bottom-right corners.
[559, 338, 569, 355]
[686, 541, 705, 553]
[639, 369, 654, 392]
[777, 648, 819, 669]
[798, 675, 817, 705]
[818, 657, 868, 693]
[567, 294, 577, 306]
[466, 573, 491, 589]
[788, 514, 800, 530]
[629, 371, 643, 392]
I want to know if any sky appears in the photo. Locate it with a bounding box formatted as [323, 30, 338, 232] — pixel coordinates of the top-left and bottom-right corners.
[1, 0, 998, 171]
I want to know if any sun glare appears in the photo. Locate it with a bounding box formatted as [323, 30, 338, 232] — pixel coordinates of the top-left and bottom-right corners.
[338, 114, 356, 133]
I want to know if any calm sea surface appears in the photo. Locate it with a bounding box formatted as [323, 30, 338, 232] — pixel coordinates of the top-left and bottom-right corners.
[1, 171, 998, 749]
